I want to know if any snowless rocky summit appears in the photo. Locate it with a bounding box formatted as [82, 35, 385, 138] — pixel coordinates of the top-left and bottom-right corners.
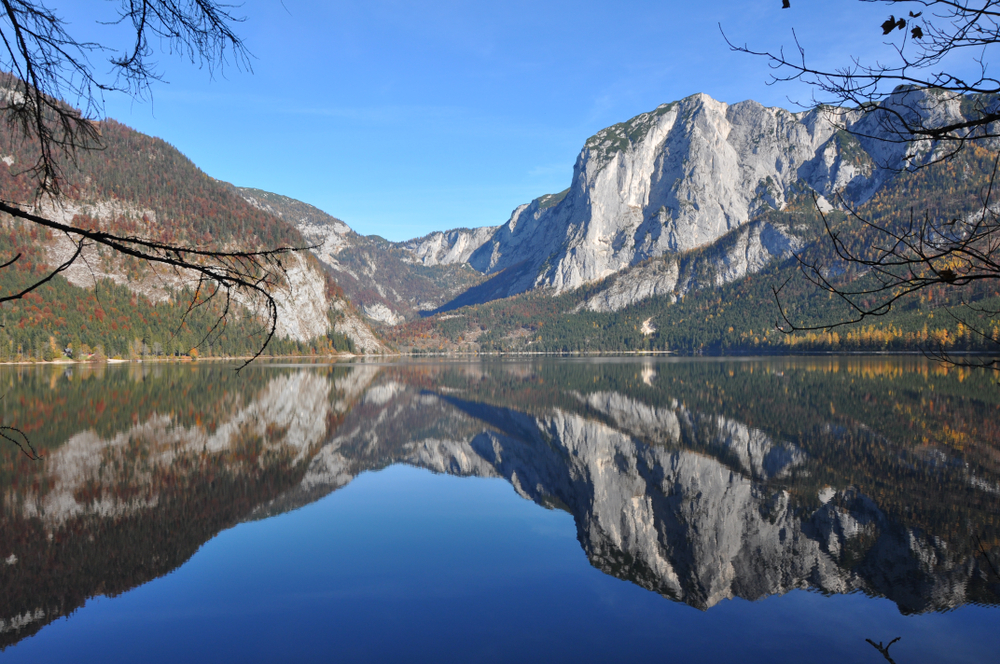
[466, 88, 966, 301]
[273, 88, 972, 320]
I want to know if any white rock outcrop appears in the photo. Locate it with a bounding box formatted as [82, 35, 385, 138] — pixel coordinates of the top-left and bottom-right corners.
[270, 255, 334, 342]
[27, 197, 346, 345]
[579, 260, 680, 313]
[240, 188, 354, 262]
[468, 94, 842, 296]
[331, 300, 387, 353]
[456, 88, 966, 310]
[402, 227, 498, 266]
[578, 219, 802, 312]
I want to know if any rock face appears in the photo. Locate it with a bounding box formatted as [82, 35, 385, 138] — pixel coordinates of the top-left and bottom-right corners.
[439, 88, 970, 310]
[34, 194, 353, 345]
[239, 187, 490, 326]
[330, 299, 388, 353]
[402, 227, 499, 266]
[467, 95, 843, 296]
[268, 254, 336, 342]
[577, 218, 804, 312]
[578, 260, 680, 313]
[239, 187, 354, 260]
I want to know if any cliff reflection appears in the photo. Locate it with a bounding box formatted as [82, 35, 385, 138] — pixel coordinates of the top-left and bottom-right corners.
[0, 363, 348, 647]
[280, 357, 999, 614]
[1, 358, 998, 649]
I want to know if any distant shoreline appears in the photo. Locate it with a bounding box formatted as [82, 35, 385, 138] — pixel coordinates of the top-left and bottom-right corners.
[0, 353, 362, 366]
[3, 348, 997, 365]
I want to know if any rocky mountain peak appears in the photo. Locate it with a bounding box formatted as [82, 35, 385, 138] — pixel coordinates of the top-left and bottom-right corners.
[466, 92, 847, 298]
[258, 88, 991, 325]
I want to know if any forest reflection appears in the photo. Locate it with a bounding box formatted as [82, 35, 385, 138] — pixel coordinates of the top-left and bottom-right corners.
[1, 357, 998, 648]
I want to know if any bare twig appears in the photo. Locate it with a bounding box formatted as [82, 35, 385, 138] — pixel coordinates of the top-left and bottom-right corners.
[866, 637, 901, 664]
[0, 199, 314, 368]
[975, 534, 1000, 580]
[0, 423, 40, 459]
[0, 1, 250, 197]
[0, 394, 40, 459]
[773, 155, 1000, 356]
[723, 1, 1000, 164]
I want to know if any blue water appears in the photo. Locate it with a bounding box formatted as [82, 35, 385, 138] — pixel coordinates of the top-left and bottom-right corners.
[4, 465, 996, 663]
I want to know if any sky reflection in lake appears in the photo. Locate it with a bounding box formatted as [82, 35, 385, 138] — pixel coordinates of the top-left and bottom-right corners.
[1, 358, 998, 662]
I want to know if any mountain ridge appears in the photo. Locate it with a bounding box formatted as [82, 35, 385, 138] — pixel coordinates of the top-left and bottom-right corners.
[281, 88, 990, 338]
[3, 84, 993, 357]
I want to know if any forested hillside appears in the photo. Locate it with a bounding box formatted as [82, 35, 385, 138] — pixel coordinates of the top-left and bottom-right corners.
[0, 114, 368, 360]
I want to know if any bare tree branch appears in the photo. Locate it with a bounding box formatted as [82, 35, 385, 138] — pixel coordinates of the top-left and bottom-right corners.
[738, 1, 1000, 365]
[0, 1, 319, 369]
[724, 1, 1000, 159]
[0, 2, 308, 462]
[0, 423, 39, 459]
[0, 393, 40, 459]
[0, 1, 250, 196]
[0, 199, 314, 369]
[866, 637, 901, 664]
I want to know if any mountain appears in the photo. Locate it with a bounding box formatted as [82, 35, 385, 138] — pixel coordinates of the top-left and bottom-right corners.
[462, 88, 971, 302]
[0, 106, 384, 356]
[258, 92, 841, 322]
[466, 95, 826, 296]
[362, 90, 994, 352]
[42, 85, 962, 349]
[2, 82, 990, 356]
[237, 188, 491, 324]
[263, 88, 992, 352]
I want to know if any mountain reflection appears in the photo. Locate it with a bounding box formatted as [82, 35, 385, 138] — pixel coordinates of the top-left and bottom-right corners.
[1, 358, 998, 648]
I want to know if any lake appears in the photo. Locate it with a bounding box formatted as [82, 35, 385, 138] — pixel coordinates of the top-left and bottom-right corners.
[0, 357, 997, 662]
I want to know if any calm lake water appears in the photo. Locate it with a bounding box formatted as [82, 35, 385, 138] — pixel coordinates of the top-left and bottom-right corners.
[0, 357, 998, 662]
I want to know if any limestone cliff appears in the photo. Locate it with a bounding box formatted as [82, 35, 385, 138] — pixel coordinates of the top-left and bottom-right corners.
[402, 227, 499, 267]
[455, 89, 970, 310]
[247, 89, 985, 321]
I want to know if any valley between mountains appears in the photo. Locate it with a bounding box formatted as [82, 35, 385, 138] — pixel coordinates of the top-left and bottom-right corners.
[3, 86, 999, 358]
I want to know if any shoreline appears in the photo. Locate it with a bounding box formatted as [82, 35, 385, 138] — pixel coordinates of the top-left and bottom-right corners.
[3, 348, 998, 366]
[0, 353, 363, 366]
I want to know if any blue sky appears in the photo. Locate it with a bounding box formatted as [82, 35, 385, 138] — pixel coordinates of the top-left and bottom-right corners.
[70, 1, 899, 240]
